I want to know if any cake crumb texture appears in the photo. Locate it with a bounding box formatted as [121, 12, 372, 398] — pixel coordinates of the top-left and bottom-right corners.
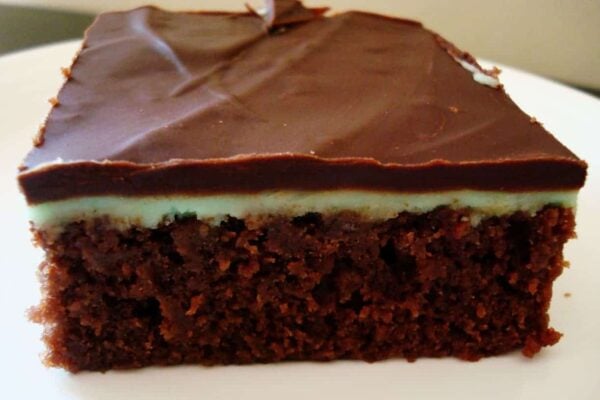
[31, 207, 574, 371]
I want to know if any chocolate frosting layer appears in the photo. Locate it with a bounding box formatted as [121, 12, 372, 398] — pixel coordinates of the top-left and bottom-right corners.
[19, 3, 587, 203]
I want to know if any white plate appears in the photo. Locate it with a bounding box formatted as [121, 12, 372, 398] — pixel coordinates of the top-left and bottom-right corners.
[0, 40, 599, 400]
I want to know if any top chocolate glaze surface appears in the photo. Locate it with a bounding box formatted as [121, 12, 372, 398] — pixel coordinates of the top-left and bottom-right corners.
[19, 3, 586, 203]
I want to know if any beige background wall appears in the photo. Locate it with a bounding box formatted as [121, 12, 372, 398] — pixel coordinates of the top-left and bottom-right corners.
[3, 0, 600, 89]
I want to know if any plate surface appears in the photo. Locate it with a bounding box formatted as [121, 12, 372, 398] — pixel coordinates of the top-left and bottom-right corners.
[0, 40, 599, 400]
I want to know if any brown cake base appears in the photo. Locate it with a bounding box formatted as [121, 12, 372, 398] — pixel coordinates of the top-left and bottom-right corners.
[30, 206, 573, 372]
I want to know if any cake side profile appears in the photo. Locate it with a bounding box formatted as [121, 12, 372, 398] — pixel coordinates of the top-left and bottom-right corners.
[19, 0, 586, 372]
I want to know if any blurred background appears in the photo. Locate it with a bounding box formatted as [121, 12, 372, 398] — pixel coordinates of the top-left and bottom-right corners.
[0, 0, 599, 92]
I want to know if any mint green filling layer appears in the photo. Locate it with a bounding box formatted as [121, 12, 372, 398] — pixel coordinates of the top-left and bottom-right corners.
[29, 190, 578, 230]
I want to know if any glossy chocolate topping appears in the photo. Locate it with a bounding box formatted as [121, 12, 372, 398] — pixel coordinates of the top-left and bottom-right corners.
[19, 1, 587, 204]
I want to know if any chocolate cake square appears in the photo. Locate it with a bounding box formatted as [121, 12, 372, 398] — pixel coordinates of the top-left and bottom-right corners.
[18, 0, 586, 371]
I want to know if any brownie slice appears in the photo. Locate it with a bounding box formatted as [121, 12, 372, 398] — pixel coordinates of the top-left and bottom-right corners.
[19, 0, 586, 372]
